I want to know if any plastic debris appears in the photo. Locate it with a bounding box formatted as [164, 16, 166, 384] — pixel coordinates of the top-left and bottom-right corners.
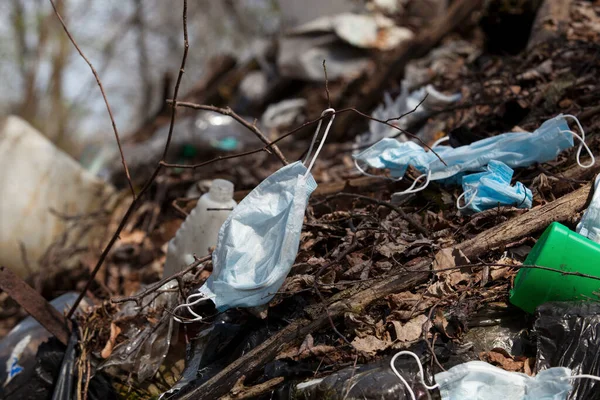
[576, 175, 600, 243]
[535, 302, 600, 400]
[357, 83, 461, 146]
[510, 222, 600, 313]
[295, 357, 431, 399]
[0, 293, 92, 397]
[261, 98, 308, 130]
[277, 35, 371, 81]
[117, 112, 263, 176]
[163, 179, 236, 278]
[0, 116, 115, 277]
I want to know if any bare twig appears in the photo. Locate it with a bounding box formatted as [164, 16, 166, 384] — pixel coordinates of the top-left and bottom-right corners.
[48, 0, 135, 198]
[111, 255, 210, 305]
[172, 104, 447, 166]
[323, 60, 331, 108]
[319, 193, 429, 236]
[312, 236, 361, 347]
[385, 93, 428, 124]
[67, 0, 190, 319]
[166, 101, 288, 165]
[428, 262, 600, 282]
[222, 376, 284, 400]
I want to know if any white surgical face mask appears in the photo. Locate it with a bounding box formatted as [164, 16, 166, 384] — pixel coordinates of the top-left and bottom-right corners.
[174, 109, 335, 320]
[354, 114, 594, 197]
[435, 361, 572, 400]
[391, 351, 600, 400]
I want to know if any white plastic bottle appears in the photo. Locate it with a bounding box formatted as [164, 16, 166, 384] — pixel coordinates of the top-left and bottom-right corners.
[163, 179, 236, 278]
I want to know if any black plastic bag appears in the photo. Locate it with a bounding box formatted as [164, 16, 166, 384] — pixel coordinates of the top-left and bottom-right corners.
[534, 301, 600, 400]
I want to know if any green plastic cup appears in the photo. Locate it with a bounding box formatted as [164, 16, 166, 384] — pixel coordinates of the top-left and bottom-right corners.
[509, 222, 600, 313]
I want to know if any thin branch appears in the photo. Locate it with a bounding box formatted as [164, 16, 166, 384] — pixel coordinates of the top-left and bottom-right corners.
[385, 93, 428, 123]
[66, 0, 190, 319]
[167, 101, 288, 165]
[111, 255, 210, 305]
[173, 103, 447, 166]
[318, 193, 429, 236]
[323, 60, 331, 109]
[429, 262, 600, 282]
[312, 236, 361, 348]
[48, 0, 135, 198]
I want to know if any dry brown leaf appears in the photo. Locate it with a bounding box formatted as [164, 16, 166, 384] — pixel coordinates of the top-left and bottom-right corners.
[377, 240, 408, 257]
[298, 333, 314, 354]
[100, 322, 121, 359]
[307, 257, 327, 266]
[387, 291, 435, 321]
[390, 314, 428, 342]
[277, 334, 341, 361]
[351, 335, 390, 355]
[433, 248, 472, 288]
[280, 274, 315, 293]
[479, 349, 524, 372]
[118, 230, 146, 245]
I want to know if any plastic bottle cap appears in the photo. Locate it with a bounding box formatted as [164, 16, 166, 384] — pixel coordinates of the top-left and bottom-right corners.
[209, 179, 234, 202]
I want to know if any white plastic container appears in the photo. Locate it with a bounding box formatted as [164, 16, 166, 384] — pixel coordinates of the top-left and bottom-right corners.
[0, 116, 115, 277]
[163, 179, 236, 278]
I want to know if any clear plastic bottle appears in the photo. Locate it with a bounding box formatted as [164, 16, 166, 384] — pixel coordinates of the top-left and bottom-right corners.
[163, 179, 236, 278]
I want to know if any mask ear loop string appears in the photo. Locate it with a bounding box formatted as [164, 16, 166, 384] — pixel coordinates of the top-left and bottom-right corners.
[353, 157, 404, 181]
[304, 108, 335, 177]
[173, 292, 215, 323]
[456, 186, 478, 210]
[393, 171, 432, 197]
[561, 114, 595, 168]
[391, 351, 439, 400]
[430, 136, 449, 149]
[564, 374, 600, 382]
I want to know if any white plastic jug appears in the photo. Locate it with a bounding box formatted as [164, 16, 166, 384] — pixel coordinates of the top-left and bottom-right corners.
[0, 116, 115, 277]
[163, 179, 236, 278]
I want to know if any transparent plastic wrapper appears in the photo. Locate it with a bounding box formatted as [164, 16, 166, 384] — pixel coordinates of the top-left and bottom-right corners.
[100, 297, 175, 382]
[356, 83, 461, 147]
[534, 301, 600, 400]
[160, 311, 243, 399]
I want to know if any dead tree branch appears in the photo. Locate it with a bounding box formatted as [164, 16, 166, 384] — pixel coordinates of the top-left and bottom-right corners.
[66, 0, 190, 319]
[48, 0, 135, 198]
[166, 101, 288, 165]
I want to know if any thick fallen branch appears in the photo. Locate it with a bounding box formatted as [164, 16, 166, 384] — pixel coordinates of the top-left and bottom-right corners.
[457, 181, 592, 258]
[179, 176, 595, 399]
[0, 265, 71, 345]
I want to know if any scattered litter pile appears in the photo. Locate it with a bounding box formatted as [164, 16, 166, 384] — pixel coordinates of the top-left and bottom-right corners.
[3, 1, 600, 399]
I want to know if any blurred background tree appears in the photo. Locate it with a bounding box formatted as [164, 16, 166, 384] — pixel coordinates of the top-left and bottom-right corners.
[0, 0, 282, 156]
